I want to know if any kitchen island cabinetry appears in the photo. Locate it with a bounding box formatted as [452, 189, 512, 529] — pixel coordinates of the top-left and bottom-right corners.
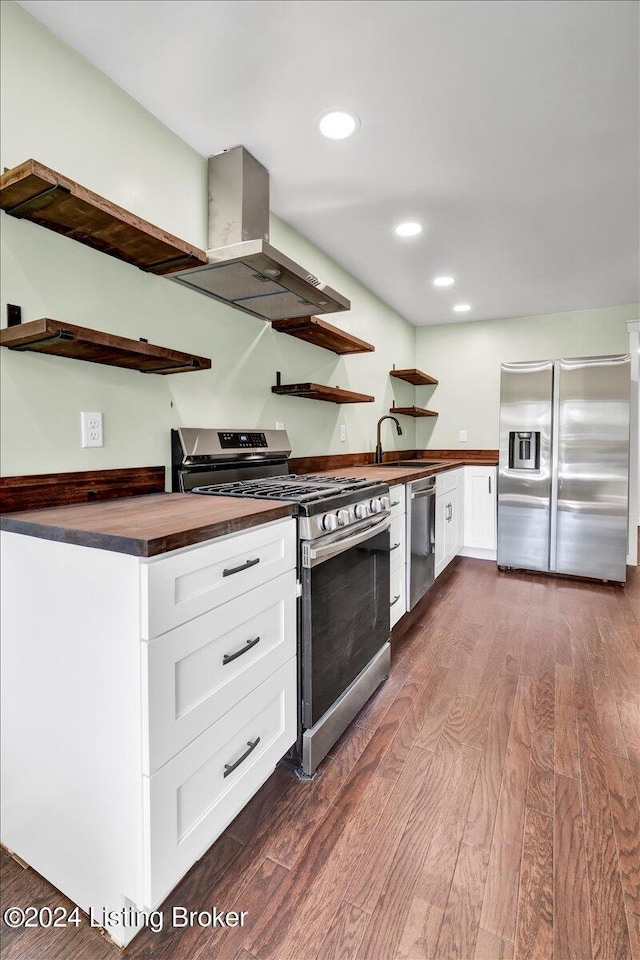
[0, 514, 297, 946]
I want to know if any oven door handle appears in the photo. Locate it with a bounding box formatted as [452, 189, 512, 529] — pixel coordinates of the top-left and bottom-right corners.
[304, 515, 391, 567]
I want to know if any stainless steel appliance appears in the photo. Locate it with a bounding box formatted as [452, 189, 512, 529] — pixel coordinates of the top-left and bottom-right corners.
[406, 475, 437, 608]
[498, 354, 631, 583]
[172, 428, 392, 776]
[170, 147, 350, 321]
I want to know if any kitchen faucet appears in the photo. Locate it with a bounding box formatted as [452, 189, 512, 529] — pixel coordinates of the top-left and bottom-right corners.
[375, 415, 403, 464]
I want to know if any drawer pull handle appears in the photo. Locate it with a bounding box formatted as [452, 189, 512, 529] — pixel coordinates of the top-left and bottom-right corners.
[390, 594, 401, 607]
[223, 636, 261, 665]
[223, 557, 261, 577]
[223, 737, 261, 778]
[390, 500, 401, 507]
[390, 542, 401, 551]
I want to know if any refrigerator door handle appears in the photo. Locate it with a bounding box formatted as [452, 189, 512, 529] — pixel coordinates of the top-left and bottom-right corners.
[549, 361, 560, 572]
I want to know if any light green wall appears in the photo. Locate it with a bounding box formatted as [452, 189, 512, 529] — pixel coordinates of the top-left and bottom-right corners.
[0, 1, 417, 478]
[415, 304, 639, 449]
[1, 2, 637, 479]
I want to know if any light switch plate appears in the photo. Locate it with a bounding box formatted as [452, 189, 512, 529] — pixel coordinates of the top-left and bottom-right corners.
[81, 411, 103, 448]
[340, 424, 346, 442]
[459, 429, 468, 442]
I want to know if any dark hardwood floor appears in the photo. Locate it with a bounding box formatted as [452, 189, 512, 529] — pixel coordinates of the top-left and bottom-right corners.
[2, 554, 639, 960]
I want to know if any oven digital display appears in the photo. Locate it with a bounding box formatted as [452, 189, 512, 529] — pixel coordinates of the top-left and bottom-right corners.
[218, 431, 268, 449]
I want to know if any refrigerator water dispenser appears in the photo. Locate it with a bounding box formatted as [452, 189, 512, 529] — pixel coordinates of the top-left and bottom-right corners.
[508, 430, 540, 470]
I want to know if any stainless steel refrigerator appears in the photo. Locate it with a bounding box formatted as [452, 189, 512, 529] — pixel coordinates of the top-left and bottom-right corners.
[497, 354, 630, 583]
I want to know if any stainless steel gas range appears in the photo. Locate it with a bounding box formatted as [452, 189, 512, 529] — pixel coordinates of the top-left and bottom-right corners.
[172, 428, 392, 776]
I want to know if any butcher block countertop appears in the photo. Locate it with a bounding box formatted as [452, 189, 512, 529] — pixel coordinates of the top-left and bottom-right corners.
[305, 459, 497, 485]
[0, 493, 296, 557]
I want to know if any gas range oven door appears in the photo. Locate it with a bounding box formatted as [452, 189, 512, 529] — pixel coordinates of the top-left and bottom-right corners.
[299, 513, 391, 775]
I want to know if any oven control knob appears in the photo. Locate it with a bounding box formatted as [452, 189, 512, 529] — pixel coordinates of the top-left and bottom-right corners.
[355, 503, 369, 520]
[370, 498, 384, 513]
[380, 496, 390, 511]
[322, 512, 339, 531]
[337, 509, 351, 527]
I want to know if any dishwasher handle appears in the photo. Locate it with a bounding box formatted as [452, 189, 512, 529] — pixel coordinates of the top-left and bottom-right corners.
[411, 487, 436, 500]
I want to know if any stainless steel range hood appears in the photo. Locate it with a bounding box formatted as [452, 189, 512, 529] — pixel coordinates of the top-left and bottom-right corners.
[170, 147, 350, 321]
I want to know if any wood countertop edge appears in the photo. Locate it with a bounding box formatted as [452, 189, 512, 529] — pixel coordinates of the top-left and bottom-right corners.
[301, 459, 498, 485]
[0, 503, 296, 557]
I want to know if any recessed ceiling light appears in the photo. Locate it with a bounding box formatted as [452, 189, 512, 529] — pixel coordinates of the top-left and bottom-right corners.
[317, 110, 360, 139]
[453, 303, 471, 312]
[394, 221, 423, 238]
[433, 276, 455, 287]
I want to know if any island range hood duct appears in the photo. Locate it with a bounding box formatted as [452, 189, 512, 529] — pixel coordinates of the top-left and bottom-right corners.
[170, 146, 351, 321]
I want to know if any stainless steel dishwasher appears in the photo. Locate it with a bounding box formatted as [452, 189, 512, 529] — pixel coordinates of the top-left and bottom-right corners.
[406, 475, 437, 608]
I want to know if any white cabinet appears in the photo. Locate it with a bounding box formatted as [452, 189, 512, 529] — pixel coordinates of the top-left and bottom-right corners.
[0, 517, 297, 947]
[435, 471, 464, 579]
[144, 659, 296, 907]
[461, 466, 497, 559]
[389, 484, 407, 628]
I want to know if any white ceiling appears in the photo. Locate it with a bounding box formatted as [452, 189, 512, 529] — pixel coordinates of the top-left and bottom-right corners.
[16, 0, 640, 326]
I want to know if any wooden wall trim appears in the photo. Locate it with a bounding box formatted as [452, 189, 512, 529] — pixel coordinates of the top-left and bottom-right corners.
[416, 449, 499, 462]
[0, 466, 165, 513]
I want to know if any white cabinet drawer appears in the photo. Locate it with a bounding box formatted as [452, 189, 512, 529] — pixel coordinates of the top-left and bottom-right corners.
[389, 514, 406, 571]
[142, 571, 296, 775]
[390, 565, 406, 629]
[143, 658, 296, 908]
[436, 467, 463, 495]
[389, 485, 406, 518]
[140, 518, 296, 639]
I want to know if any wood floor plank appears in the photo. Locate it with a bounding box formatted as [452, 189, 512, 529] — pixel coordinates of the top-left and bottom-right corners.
[314, 900, 370, 960]
[474, 927, 515, 959]
[554, 773, 593, 960]
[627, 911, 640, 960]
[191, 857, 288, 960]
[597, 614, 640, 705]
[435, 841, 490, 960]
[347, 745, 434, 913]
[247, 773, 393, 960]
[572, 629, 633, 959]
[515, 807, 553, 960]
[376, 667, 447, 781]
[314, 724, 374, 803]
[414, 666, 460, 750]
[479, 675, 535, 942]
[555, 663, 580, 779]
[603, 750, 640, 917]
[464, 666, 519, 849]
[618, 700, 640, 766]
[527, 631, 555, 817]
[244, 706, 405, 960]
[357, 743, 481, 960]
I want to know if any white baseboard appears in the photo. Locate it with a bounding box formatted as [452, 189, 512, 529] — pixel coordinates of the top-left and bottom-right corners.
[459, 546, 497, 562]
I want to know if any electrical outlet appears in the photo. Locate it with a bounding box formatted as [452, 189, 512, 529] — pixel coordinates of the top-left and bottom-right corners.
[276, 421, 285, 431]
[340, 424, 346, 442]
[459, 429, 468, 443]
[81, 411, 103, 448]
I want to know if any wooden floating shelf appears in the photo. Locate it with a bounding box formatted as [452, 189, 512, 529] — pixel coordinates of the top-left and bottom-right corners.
[272, 373, 374, 404]
[0, 159, 207, 276]
[0, 319, 212, 375]
[390, 368, 438, 386]
[390, 406, 439, 418]
[271, 316, 375, 355]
